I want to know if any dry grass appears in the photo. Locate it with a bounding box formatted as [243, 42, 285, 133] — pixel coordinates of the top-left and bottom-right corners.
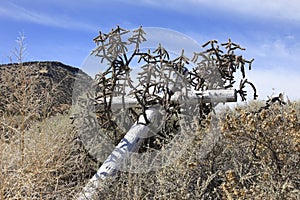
[0, 113, 96, 199]
[0, 37, 96, 199]
[1, 100, 300, 199]
[82, 100, 300, 200]
[1, 65, 299, 199]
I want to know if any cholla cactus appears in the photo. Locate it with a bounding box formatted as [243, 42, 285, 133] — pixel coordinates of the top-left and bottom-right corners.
[80, 25, 256, 144]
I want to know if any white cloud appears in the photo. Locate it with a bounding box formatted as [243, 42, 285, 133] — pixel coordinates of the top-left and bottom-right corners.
[1, 0, 299, 101]
[244, 36, 300, 69]
[120, 0, 300, 22]
[247, 67, 300, 101]
[235, 37, 300, 101]
[199, 0, 300, 21]
[0, 1, 97, 31]
[12, 0, 300, 22]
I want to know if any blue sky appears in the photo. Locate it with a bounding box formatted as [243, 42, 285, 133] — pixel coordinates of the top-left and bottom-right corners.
[1, 0, 300, 101]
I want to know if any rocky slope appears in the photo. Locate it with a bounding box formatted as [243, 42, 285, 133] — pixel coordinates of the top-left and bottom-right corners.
[0, 61, 91, 116]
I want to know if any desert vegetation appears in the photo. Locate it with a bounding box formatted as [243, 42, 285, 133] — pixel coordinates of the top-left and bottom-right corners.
[1, 98, 299, 199]
[0, 28, 299, 199]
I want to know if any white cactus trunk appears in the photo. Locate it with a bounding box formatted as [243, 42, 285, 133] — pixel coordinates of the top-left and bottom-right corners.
[77, 89, 237, 199]
[102, 89, 237, 111]
[77, 108, 159, 199]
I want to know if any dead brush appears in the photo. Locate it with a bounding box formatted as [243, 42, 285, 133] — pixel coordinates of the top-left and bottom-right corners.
[219, 98, 300, 199]
[0, 114, 96, 199]
[0, 33, 96, 199]
[91, 99, 299, 200]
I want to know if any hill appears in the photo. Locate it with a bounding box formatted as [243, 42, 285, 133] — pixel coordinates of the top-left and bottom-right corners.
[0, 61, 91, 116]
